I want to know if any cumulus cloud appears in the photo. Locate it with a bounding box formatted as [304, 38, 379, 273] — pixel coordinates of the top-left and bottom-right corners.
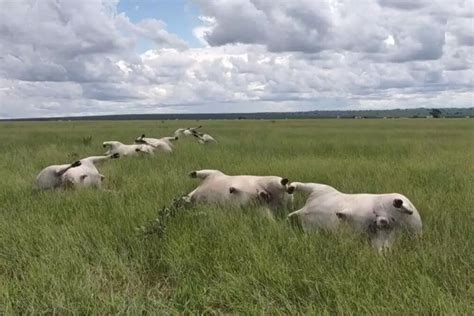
[196, 0, 469, 63]
[0, 0, 472, 118]
[115, 15, 188, 50]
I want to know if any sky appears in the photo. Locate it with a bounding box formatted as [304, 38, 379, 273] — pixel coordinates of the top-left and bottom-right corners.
[0, 0, 473, 118]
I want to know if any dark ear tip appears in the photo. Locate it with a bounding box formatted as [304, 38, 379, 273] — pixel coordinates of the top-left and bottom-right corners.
[141, 134, 146, 138]
[229, 187, 236, 193]
[189, 171, 197, 178]
[281, 178, 289, 185]
[71, 160, 81, 167]
[336, 212, 345, 219]
[287, 186, 295, 194]
[102, 144, 106, 148]
[135, 148, 141, 152]
[112, 153, 120, 159]
[393, 198, 403, 208]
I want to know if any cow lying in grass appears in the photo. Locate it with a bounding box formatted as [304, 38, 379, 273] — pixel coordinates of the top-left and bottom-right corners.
[192, 131, 217, 145]
[61, 153, 120, 189]
[36, 154, 119, 190]
[174, 126, 202, 137]
[185, 169, 292, 217]
[287, 182, 422, 253]
[134, 134, 177, 153]
[36, 160, 82, 190]
[102, 141, 155, 156]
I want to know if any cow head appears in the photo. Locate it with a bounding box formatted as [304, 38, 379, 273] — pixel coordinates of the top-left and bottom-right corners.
[228, 186, 273, 207]
[373, 214, 396, 231]
[256, 177, 291, 209]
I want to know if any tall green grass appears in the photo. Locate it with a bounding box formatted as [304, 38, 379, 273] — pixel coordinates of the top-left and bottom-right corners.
[0, 119, 473, 314]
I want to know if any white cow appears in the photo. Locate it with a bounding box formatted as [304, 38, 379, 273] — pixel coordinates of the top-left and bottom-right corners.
[192, 131, 217, 145]
[134, 134, 177, 153]
[102, 141, 155, 156]
[287, 182, 422, 252]
[174, 126, 202, 137]
[61, 153, 120, 189]
[35, 160, 82, 190]
[185, 169, 292, 216]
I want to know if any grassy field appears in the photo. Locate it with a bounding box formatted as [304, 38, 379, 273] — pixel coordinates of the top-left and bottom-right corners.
[0, 119, 473, 314]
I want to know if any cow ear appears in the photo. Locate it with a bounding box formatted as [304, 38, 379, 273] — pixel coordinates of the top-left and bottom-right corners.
[141, 134, 146, 138]
[393, 198, 403, 208]
[281, 178, 289, 186]
[189, 171, 197, 178]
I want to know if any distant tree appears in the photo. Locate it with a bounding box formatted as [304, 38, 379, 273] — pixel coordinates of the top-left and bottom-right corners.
[430, 108, 443, 118]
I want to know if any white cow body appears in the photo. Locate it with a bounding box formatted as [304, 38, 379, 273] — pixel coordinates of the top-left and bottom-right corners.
[192, 132, 217, 145]
[61, 154, 119, 189]
[174, 126, 202, 137]
[158, 136, 179, 147]
[186, 170, 292, 213]
[35, 161, 82, 190]
[135, 135, 177, 153]
[103, 141, 155, 156]
[287, 182, 422, 252]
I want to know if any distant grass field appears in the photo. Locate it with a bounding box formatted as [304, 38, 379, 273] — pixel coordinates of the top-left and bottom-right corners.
[0, 119, 473, 314]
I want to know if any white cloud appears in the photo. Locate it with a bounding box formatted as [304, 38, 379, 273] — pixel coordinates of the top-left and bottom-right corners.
[0, 0, 472, 118]
[193, 16, 217, 46]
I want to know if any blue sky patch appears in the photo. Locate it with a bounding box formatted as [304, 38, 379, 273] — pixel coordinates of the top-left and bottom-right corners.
[118, 0, 202, 51]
